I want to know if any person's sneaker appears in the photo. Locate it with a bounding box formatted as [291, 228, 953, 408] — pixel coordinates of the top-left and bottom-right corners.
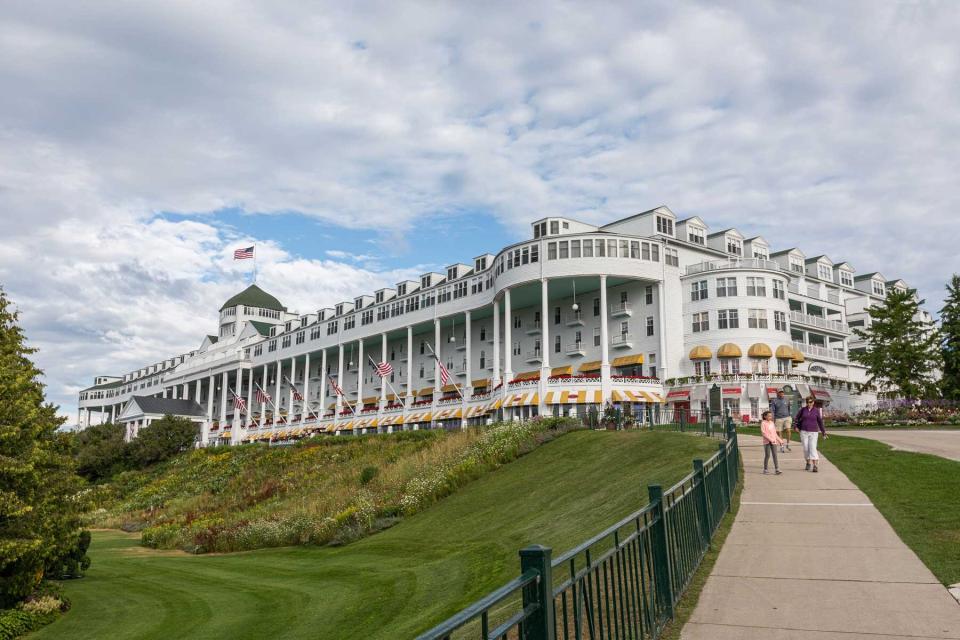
[775, 470, 782, 475]
[786, 445, 792, 452]
[805, 462, 811, 471]
[780, 445, 785, 453]
[812, 466, 819, 473]
[763, 469, 769, 474]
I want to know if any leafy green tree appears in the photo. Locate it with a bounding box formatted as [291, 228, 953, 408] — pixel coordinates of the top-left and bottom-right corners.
[851, 288, 942, 398]
[127, 415, 199, 467]
[940, 274, 960, 400]
[75, 421, 127, 481]
[0, 288, 87, 607]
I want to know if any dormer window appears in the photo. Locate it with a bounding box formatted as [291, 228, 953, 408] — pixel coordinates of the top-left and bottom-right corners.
[688, 227, 705, 245]
[354, 297, 364, 309]
[726, 238, 742, 256]
[817, 265, 833, 281]
[840, 271, 853, 287]
[789, 257, 804, 273]
[375, 292, 384, 303]
[550, 220, 559, 235]
[872, 282, 885, 296]
[335, 304, 344, 315]
[753, 249, 768, 260]
[421, 276, 430, 289]
[475, 257, 487, 271]
[397, 283, 407, 296]
[656, 216, 674, 236]
[447, 267, 457, 281]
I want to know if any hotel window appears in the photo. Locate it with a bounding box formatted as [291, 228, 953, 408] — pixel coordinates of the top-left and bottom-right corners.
[646, 316, 654, 336]
[772, 280, 786, 299]
[521, 246, 530, 264]
[406, 297, 420, 313]
[593, 297, 600, 316]
[790, 258, 804, 273]
[720, 358, 740, 374]
[746, 277, 766, 296]
[530, 245, 539, 263]
[281, 336, 291, 348]
[550, 220, 559, 235]
[594, 327, 601, 346]
[688, 227, 705, 245]
[872, 282, 885, 296]
[582, 239, 593, 257]
[419, 364, 424, 379]
[570, 240, 581, 258]
[716, 277, 737, 297]
[695, 360, 711, 376]
[692, 312, 709, 332]
[645, 286, 654, 305]
[664, 247, 679, 266]
[619, 239, 629, 257]
[480, 326, 488, 341]
[453, 282, 468, 299]
[607, 239, 617, 257]
[774, 311, 788, 331]
[421, 276, 431, 289]
[447, 267, 458, 281]
[656, 216, 674, 235]
[691, 280, 708, 301]
[726, 238, 743, 256]
[326, 321, 338, 336]
[753, 249, 768, 260]
[717, 309, 739, 329]
[620, 320, 629, 335]
[254, 344, 263, 357]
[630, 241, 640, 259]
[748, 309, 769, 329]
[554, 306, 561, 325]
[751, 358, 770, 374]
[420, 341, 425, 355]
[514, 248, 521, 266]
[840, 271, 853, 287]
[296, 331, 305, 345]
[513, 342, 521, 356]
[479, 351, 486, 369]
[345, 314, 357, 329]
[507, 252, 513, 269]
[375, 291, 384, 303]
[818, 265, 833, 281]
[548, 242, 557, 260]
[554, 335, 561, 353]
[595, 239, 605, 257]
[397, 283, 407, 296]
[641, 242, 650, 260]
[513, 315, 521, 329]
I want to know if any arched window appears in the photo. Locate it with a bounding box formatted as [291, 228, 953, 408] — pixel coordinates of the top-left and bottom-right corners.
[809, 365, 828, 373]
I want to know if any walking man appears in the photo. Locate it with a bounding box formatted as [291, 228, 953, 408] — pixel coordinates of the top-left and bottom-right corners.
[770, 389, 792, 453]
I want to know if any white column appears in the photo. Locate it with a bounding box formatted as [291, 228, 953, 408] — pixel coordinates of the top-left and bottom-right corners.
[463, 311, 471, 429]
[232, 366, 242, 444]
[433, 318, 441, 428]
[656, 282, 667, 381]
[162, 387, 168, 398]
[182, 383, 188, 400]
[219, 371, 228, 428]
[600, 275, 611, 404]
[301, 352, 311, 426]
[356, 339, 364, 434]
[504, 288, 513, 381]
[109, 405, 115, 423]
[540, 278, 551, 418]
[246, 366, 254, 428]
[172, 386, 179, 400]
[380, 332, 388, 412]
[194, 379, 202, 410]
[319, 349, 327, 424]
[335, 344, 344, 428]
[406, 326, 414, 403]
[288, 356, 296, 424]
[260, 365, 268, 426]
[275, 360, 283, 424]
[204, 374, 214, 445]
[492, 298, 501, 387]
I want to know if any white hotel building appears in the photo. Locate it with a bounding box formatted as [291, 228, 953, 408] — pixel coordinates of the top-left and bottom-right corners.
[77, 206, 933, 444]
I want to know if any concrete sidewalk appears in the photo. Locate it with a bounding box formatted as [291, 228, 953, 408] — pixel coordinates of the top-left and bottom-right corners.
[682, 435, 960, 640]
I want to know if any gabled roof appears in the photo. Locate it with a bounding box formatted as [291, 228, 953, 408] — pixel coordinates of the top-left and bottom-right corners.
[854, 272, 885, 281]
[707, 228, 744, 239]
[220, 284, 286, 312]
[599, 205, 675, 229]
[834, 261, 855, 271]
[248, 321, 273, 336]
[805, 255, 833, 265]
[744, 236, 769, 244]
[124, 396, 206, 418]
[770, 247, 805, 257]
[676, 216, 707, 227]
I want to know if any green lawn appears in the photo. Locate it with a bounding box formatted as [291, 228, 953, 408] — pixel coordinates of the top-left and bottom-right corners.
[36, 430, 718, 640]
[819, 435, 960, 586]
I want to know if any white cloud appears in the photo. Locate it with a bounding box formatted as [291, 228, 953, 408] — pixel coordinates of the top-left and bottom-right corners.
[1, 1, 959, 420]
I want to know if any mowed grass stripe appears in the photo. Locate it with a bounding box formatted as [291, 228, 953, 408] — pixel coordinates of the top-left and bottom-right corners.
[37, 430, 718, 640]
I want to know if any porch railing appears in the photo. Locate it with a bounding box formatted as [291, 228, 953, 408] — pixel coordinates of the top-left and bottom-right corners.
[416, 416, 740, 640]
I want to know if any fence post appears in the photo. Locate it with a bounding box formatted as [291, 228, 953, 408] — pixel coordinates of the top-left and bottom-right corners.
[647, 485, 675, 620]
[519, 545, 555, 640]
[705, 407, 711, 437]
[717, 442, 732, 511]
[692, 459, 711, 544]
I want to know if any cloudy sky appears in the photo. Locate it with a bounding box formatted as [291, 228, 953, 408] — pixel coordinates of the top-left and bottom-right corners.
[1, 1, 958, 423]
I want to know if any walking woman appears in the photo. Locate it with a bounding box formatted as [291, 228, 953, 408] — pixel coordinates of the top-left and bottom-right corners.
[794, 395, 827, 472]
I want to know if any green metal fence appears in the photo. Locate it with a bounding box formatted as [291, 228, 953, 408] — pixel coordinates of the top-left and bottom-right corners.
[416, 415, 740, 640]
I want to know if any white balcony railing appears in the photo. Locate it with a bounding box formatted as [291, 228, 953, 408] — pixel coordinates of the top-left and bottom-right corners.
[793, 341, 848, 362]
[565, 341, 586, 357]
[789, 311, 849, 333]
[609, 302, 632, 317]
[610, 334, 633, 349]
[566, 311, 585, 326]
[685, 258, 785, 276]
[525, 350, 543, 363]
[526, 321, 542, 335]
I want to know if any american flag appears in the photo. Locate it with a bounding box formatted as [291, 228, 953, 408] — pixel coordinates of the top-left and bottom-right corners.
[255, 384, 271, 404]
[233, 246, 254, 260]
[433, 355, 450, 387]
[328, 375, 345, 397]
[286, 377, 304, 401]
[233, 390, 247, 412]
[374, 361, 393, 377]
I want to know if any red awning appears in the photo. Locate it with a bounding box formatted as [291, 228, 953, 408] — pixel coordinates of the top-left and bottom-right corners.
[666, 389, 690, 400]
[766, 386, 781, 399]
[811, 388, 832, 400]
[721, 386, 742, 396]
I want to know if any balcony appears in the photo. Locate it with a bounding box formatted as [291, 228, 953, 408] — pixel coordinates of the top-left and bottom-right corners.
[685, 258, 785, 276]
[565, 341, 586, 357]
[789, 311, 849, 334]
[526, 321, 542, 336]
[525, 350, 543, 363]
[609, 302, 632, 318]
[610, 333, 633, 349]
[793, 341, 848, 362]
[566, 311, 585, 326]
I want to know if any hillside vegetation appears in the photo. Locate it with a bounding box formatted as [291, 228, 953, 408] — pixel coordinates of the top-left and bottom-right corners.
[90, 419, 576, 553]
[39, 430, 719, 640]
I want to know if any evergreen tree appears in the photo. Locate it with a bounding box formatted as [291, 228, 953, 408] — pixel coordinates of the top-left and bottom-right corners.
[940, 274, 960, 400]
[851, 288, 942, 399]
[0, 288, 87, 607]
[74, 421, 127, 481]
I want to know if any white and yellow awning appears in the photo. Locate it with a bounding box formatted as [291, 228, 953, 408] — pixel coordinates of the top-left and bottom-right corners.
[544, 389, 604, 404]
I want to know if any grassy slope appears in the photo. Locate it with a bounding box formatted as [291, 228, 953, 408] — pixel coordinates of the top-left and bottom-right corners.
[819, 435, 960, 586]
[36, 431, 717, 640]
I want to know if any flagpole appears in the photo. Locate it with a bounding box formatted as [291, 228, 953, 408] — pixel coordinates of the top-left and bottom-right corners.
[284, 375, 320, 423]
[424, 341, 464, 401]
[329, 375, 357, 416]
[255, 382, 283, 425]
[367, 355, 404, 406]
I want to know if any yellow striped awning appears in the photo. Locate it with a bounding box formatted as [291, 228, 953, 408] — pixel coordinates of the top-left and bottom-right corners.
[369, 418, 380, 427]
[490, 398, 503, 410]
[717, 343, 742, 358]
[514, 370, 540, 381]
[221, 430, 232, 438]
[611, 390, 623, 402]
[521, 393, 540, 406]
[403, 412, 420, 424]
[441, 383, 462, 393]
[579, 361, 602, 373]
[471, 378, 490, 388]
[435, 408, 450, 419]
[325, 423, 336, 432]
[361, 396, 379, 405]
[689, 346, 712, 360]
[417, 386, 435, 397]
[566, 390, 587, 404]
[611, 354, 644, 367]
[551, 365, 573, 376]
[748, 343, 773, 358]
[448, 408, 463, 419]
[791, 348, 805, 363]
[775, 345, 795, 359]
[419, 412, 433, 422]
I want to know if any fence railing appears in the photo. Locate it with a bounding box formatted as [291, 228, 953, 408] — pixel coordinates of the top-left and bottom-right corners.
[416, 415, 741, 640]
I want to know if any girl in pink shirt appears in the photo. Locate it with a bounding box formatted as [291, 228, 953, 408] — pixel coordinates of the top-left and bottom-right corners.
[760, 410, 783, 475]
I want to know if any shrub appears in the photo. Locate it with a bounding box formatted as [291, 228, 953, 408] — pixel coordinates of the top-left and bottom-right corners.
[359, 466, 379, 485]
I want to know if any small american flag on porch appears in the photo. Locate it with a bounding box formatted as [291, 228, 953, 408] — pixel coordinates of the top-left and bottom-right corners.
[286, 377, 304, 401]
[255, 384, 271, 404]
[328, 375, 345, 397]
[232, 390, 247, 412]
[433, 355, 450, 387]
[374, 361, 393, 377]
